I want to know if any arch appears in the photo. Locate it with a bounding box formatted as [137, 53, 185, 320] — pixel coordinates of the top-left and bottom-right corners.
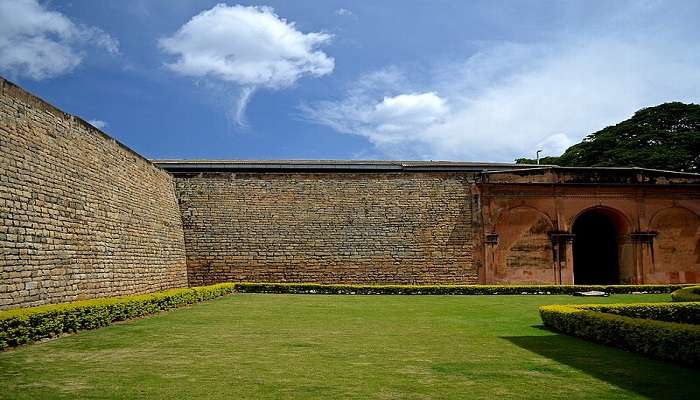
[648, 205, 698, 228]
[501, 204, 555, 221]
[570, 206, 631, 235]
[494, 206, 555, 283]
[649, 207, 700, 275]
[572, 206, 629, 284]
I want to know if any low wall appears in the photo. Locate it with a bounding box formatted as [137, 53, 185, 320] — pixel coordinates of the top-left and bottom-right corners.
[0, 78, 188, 309]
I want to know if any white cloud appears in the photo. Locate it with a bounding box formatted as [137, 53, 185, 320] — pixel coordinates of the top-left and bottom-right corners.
[0, 0, 119, 80]
[87, 119, 108, 130]
[304, 37, 700, 162]
[160, 4, 333, 89]
[304, 90, 447, 146]
[160, 4, 334, 126]
[232, 86, 256, 126]
[335, 8, 354, 18]
[374, 93, 447, 135]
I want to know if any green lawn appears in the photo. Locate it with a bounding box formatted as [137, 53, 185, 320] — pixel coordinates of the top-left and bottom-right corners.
[0, 294, 697, 399]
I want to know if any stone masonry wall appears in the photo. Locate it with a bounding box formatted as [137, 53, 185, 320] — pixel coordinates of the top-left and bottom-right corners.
[0, 78, 187, 310]
[174, 172, 477, 285]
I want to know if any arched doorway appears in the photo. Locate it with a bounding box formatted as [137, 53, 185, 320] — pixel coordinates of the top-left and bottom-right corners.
[572, 208, 624, 284]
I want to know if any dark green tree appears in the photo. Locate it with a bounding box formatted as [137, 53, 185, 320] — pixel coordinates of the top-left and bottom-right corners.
[516, 102, 700, 172]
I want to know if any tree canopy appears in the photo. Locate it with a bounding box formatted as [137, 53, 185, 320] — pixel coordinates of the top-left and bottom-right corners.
[516, 102, 700, 172]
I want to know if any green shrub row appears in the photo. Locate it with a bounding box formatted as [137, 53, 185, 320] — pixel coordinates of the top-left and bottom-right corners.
[235, 282, 688, 296]
[583, 302, 700, 324]
[671, 285, 700, 302]
[0, 283, 236, 350]
[540, 303, 700, 367]
[2, 282, 692, 351]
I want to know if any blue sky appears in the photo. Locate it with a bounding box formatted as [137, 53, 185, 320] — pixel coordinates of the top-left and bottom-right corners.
[1, 0, 699, 162]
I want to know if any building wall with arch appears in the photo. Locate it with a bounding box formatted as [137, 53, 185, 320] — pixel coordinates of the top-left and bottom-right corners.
[165, 164, 700, 287]
[476, 168, 700, 284]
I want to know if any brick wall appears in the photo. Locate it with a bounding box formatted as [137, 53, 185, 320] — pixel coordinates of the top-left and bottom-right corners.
[174, 172, 478, 285]
[0, 78, 187, 310]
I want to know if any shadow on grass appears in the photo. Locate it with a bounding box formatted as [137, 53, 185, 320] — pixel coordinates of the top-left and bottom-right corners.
[503, 327, 699, 399]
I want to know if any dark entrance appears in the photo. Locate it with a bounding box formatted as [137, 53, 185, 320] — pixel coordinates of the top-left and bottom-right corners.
[572, 209, 620, 284]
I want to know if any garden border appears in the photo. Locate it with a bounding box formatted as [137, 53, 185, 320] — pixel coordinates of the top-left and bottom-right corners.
[539, 302, 700, 367]
[0, 283, 236, 350]
[1, 282, 693, 351]
[671, 285, 700, 302]
[234, 282, 689, 295]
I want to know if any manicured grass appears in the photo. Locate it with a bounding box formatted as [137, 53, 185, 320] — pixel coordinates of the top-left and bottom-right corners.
[0, 294, 697, 399]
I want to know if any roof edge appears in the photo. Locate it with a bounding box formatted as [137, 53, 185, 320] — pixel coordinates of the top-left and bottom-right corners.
[151, 159, 549, 173]
[482, 165, 700, 177]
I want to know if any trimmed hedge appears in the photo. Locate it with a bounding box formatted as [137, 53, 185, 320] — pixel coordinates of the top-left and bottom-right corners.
[0, 283, 236, 350]
[540, 303, 700, 367]
[1, 282, 692, 351]
[583, 302, 700, 324]
[235, 282, 688, 296]
[672, 285, 700, 302]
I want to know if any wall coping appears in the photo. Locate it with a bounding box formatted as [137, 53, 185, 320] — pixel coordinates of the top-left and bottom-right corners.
[480, 166, 700, 185]
[1, 76, 156, 170]
[152, 159, 551, 173]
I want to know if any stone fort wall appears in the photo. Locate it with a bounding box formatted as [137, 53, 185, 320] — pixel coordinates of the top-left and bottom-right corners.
[2, 77, 699, 310]
[0, 78, 187, 310]
[173, 172, 479, 285]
